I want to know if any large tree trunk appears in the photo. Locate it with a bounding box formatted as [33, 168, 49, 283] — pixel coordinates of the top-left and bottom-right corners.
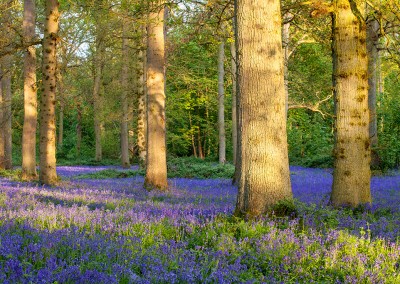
[145, 4, 168, 190]
[22, 0, 38, 180]
[230, 42, 237, 166]
[39, 0, 59, 185]
[331, 0, 371, 207]
[2, 55, 12, 170]
[366, 17, 379, 149]
[234, 0, 292, 217]
[120, 19, 130, 168]
[218, 41, 226, 164]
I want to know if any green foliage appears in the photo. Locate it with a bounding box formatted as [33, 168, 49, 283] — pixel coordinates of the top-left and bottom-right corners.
[75, 169, 143, 179]
[167, 157, 234, 179]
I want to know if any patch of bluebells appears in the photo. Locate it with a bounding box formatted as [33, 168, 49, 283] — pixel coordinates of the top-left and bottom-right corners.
[0, 165, 399, 283]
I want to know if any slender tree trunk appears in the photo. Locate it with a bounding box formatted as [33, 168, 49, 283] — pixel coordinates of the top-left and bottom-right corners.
[93, 35, 103, 162]
[76, 101, 82, 157]
[366, 17, 379, 149]
[0, 74, 4, 169]
[39, 0, 59, 185]
[283, 12, 292, 118]
[58, 100, 64, 147]
[234, 0, 292, 217]
[137, 48, 147, 168]
[331, 0, 371, 207]
[145, 3, 168, 190]
[120, 20, 130, 168]
[2, 55, 12, 169]
[218, 41, 226, 164]
[22, 0, 38, 180]
[230, 42, 237, 166]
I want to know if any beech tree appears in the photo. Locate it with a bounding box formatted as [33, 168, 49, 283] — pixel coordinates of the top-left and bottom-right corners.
[145, 3, 168, 190]
[331, 0, 371, 207]
[218, 41, 226, 164]
[234, 0, 293, 216]
[39, 0, 59, 185]
[22, 0, 38, 180]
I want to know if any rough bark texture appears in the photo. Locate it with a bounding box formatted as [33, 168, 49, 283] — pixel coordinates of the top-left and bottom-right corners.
[22, 0, 38, 180]
[120, 20, 130, 168]
[218, 41, 226, 164]
[234, 0, 293, 217]
[2, 55, 12, 170]
[366, 17, 379, 148]
[39, 0, 59, 185]
[331, 0, 371, 207]
[145, 5, 168, 190]
[230, 42, 237, 166]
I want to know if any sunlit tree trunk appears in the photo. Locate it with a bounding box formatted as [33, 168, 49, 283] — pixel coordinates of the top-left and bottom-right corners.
[234, 0, 292, 217]
[145, 4, 168, 190]
[230, 42, 237, 166]
[120, 19, 130, 168]
[22, 0, 38, 179]
[218, 41, 226, 164]
[331, 0, 371, 207]
[366, 17, 379, 149]
[39, 0, 59, 185]
[137, 47, 147, 168]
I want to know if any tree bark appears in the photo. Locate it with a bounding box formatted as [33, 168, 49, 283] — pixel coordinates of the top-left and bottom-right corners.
[0, 72, 4, 169]
[137, 47, 147, 168]
[145, 4, 168, 190]
[76, 100, 82, 157]
[39, 0, 59, 185]
[93, 33, 103, 162]
[120, 19, 130, 168]
[218, 41, 226, 164]
[234, 0, 292, 217]
[366, 17, 379, 149]
[230, 42, 237, 166]
[331, 0, 371, 207]
[1, 55, 12, 170]
[22, 0, 38, 180]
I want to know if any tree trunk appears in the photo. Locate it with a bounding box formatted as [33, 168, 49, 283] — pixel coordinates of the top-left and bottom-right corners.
[22, 0, 38, 180]
[120, 19, 130, 168]
[218, 41, 226, 164]
[234, 0, 292, 217]
[145, 4, 168, 190]
[1, 55, 12, 170]
[58, 100, 64, 147]
[283, 12, 292, 118]
[137, 47, 147, 168]
[93, 34, 103, 162]
[0, 73, 4, 169]
[230, 42, 237, 166]
[76, 100, 82, 157]
[366, 17, 379, 149]
[331, 0, 371, 207]
[39, 0, 59, 185]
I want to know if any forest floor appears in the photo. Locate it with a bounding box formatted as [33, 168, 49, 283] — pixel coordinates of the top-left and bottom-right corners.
[0, 165, 399, 283]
